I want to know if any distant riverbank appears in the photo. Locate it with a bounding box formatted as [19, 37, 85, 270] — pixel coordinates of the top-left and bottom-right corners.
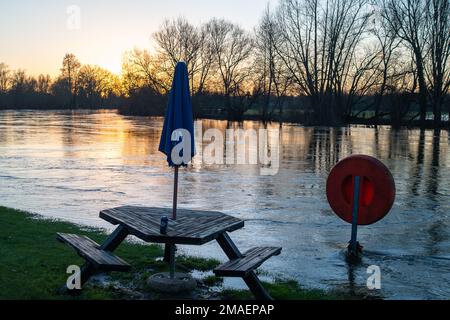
[1, 106, 448, 130]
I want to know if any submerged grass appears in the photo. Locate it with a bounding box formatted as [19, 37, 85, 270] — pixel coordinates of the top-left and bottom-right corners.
[221, 279, 339, 300]
[0, 206, 338, 300]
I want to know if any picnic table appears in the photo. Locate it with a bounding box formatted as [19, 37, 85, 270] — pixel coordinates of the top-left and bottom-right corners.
[57, 206, 282, 300]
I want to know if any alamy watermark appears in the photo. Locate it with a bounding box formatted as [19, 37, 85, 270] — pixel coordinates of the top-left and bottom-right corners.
[66, 265, 81, 290]
[66, 5, 81, 30]
[171, 124, 280, 176]
[367, 265, 381, 290]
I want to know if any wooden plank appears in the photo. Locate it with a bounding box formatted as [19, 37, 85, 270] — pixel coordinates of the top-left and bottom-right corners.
[99, 206, 244, 245]
[57, 233, 131, 272]
[214, 247, 282, 277]
[99, 225, 129, 252]
[215, 233, 274, 300]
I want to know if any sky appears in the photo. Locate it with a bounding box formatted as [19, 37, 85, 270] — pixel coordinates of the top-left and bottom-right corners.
[0, 0, 275, 77]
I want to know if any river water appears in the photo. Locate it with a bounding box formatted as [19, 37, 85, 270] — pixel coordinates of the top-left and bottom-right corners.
[0, 110, 449, 299]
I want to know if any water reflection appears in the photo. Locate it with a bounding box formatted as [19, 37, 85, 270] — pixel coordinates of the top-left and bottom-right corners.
[0, 110, 449, 299]
[427, 129, 441, 199]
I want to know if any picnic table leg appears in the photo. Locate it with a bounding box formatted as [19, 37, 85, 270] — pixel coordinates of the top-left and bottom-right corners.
[79, 263, 95, 287]
[216, 233, 273, 301]
[99, 225, 129, 251]
[58, 261, 96, 296]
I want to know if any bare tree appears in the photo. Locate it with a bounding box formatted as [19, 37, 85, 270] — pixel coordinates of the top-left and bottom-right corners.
[122, 48, 169, 94]
[154, 18, 200, 66]
[153, 18, 199, 92]
[206, 18, 254, 119]
[194, 24, 216, 95]
[344, 45, 383, 119]
[11, 70, 28, 92]
[0, 63, 10, 93]
[255, 5, 292, 121]
[37, 74, 52, 95]
[153, 18, 218, 96]
[77, 65, 98, 106]
[77, 65, 120, 107]
[60, 53, 81, 107]
[10, 70, 29, 108]
[425, 0, 450, 127]
[368, 1, 402, 124]
[275, 0, 372, 124]
[381, 0, 430, 126]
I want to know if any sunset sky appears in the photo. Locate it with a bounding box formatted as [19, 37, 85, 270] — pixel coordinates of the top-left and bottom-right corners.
[0, 0, 274, 76]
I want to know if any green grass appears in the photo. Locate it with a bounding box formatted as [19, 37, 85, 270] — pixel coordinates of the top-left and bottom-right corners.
[0, 206, 164, 300]
[0, 206, 338, 300]
[177, 255, 221, 271]
[221, 279, 339, 300]
[203, 275, 224, 287]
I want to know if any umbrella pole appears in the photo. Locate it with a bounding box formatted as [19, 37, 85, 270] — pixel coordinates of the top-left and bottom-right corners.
[172, 166, 179, 220]
[169, 166, 179, 279]
[169, 244, 176, 279]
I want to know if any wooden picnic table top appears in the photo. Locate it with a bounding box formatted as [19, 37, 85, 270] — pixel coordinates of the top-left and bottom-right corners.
[99, 206, 244, 245]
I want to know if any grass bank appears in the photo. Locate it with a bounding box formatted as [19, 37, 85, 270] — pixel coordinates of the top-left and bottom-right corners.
[0, 206, 339, 300]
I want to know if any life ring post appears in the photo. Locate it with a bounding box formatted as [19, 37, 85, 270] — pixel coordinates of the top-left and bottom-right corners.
[348, 176, 361, 258]
[326, 155, 396, 261]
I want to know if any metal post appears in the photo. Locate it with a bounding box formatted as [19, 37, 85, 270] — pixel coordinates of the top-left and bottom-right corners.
[169, 244, 176, 279]
[169, 165, 179, 278]
[173, 166, 179, 220]
[350, 176, 361, 254]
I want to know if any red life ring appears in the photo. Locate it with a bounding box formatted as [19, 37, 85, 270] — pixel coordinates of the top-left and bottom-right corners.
[326, 155, 395, 226]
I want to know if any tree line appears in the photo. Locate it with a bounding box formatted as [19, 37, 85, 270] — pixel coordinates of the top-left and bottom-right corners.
[1, 0, 449, 128]
[0, 54, 122, 110]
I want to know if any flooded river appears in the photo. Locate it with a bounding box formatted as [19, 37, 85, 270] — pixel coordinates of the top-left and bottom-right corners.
[0, 110, 449, 299]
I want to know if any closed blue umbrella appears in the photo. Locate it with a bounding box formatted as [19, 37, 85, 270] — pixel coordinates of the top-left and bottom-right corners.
[159, 61, 196, 279]
[159, 61, 195, 220]
[159, 62, 195, 166]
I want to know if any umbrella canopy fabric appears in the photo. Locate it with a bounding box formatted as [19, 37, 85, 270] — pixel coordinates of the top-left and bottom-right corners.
[159, 62, 195, 167]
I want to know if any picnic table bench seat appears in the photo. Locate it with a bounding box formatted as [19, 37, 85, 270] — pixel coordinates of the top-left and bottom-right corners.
[57, 233, 131, 272]
[214, 247, 282, 277]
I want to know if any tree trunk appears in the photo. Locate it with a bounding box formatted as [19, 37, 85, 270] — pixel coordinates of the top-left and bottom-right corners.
[374, 65, 388, 126]
[448, 101, 450, 129]
[225, 91, 232, 120]
[432, 94, 442, 128]
[415, 56, 428, 127]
